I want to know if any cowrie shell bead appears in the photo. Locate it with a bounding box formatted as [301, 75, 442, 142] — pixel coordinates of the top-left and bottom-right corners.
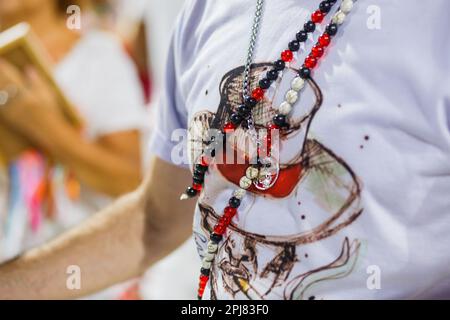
[285, 90, 298, 104]
[202, 259, 212, 269]
[246, 167, 259, 179]
[291, 77, 305, 91]
[204, 252, 215, 262]
[207, 241, 218, 253]
[341, 0, 353, 14]
[278, 101, 292, 115]
[333, 11, 346, 25]
[239, 176, 252, 189]
[233, 188, 247, 199]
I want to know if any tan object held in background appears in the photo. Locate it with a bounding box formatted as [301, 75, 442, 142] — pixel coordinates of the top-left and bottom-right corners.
[0, 23, 84, 161]
[0, 22, 83, 128]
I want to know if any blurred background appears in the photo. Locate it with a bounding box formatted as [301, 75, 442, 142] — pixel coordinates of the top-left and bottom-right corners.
[0, 0, 198, 299]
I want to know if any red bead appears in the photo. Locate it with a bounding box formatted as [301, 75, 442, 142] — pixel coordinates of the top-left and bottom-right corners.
[224, 206, 237, 218]
[192, 183, 202, 191]
[305, 55, 317, 69]
[311, 10, 325, 23]
[223, 122, 236, 133]
[200, 156, 209, 167]
[198, 287, 205, 297]
[200, 275, 209, 283]
[281, 50, 293, 62]
[318, 33, 331, 47]
[311, 45, 324, 58]
[251, 87, 265, 101]
[214, 222, 227, 235]
[220, 215, 232, 226]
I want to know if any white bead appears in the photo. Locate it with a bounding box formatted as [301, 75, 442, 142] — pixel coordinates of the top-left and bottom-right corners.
[239, 176, 252, 189]
[179, 193, 189, 200]
[202, 259, 212, 269]
[207, 241, 218, 253]
[258, 169, 270, 180]
[341, 0, 353, 14]
[246, 167, 258, 179]
[278, 101, 292, 115]
[332, 11, 346, 25]
[204, 252, 215, 262]
[233, 188, 247, 199]
[0, 91, 8, 106]
[285, 90, 298, 104]
[291, 77, 305, 91]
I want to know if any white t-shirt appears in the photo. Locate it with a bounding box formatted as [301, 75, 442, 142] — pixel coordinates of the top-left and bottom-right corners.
[149, 0, 450, 299]
[52, 30, 148, 228]
[1, 30, 148, 259]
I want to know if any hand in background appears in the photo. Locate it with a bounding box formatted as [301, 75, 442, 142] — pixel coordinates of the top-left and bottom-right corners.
[0, 58, 63, 144]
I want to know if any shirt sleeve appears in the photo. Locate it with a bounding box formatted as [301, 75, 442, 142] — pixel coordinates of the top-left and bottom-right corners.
[147, 1, 195, 166]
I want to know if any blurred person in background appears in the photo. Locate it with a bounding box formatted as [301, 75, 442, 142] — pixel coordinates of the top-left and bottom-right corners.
[0, 0, 148, 274]
[92, 0, 152, 103]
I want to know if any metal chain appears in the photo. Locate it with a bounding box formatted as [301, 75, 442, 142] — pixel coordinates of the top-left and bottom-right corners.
[241, 0, 265, 145]
[242, 0, 265, 99]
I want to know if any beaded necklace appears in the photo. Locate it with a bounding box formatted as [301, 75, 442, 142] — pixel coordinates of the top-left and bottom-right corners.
[180, 0, 357, 299]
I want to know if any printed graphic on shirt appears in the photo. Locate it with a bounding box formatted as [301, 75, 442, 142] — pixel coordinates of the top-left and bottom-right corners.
[190, 63, 363, 300]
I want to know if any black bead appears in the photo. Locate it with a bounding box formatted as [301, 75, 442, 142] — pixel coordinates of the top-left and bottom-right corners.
[273, 59, 285, 71]
[195, 165, 207, 172]
[259, 78, 271, 89]
[192, 169, 205, 179]
[296, 30, 308, 42]
[200, 267, 210, 276]
[193, 169, 205, 179]
[229, 197, 241, 208]
[288, 40, 300, 52]
[319, 1, 331, 13]
[244, 96, 257, 108]
[230, 112, 243, 125]
[195, 164, 208, 172]
[304, 21, 316, 33]
[273, 114, 288, 127]
[210, 233, 223, 243]
[186, 187, 197, 197]
[326, 23, 338, 36]
[237, 104, 251, 118]
[193, 177, 204, 185]
[299, 66, 311, 79]
[328, 0, 337, 4]
[266, 69, 279, 81]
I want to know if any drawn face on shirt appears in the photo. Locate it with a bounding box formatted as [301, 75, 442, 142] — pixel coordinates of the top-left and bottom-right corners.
[189, 63, 364, 300]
